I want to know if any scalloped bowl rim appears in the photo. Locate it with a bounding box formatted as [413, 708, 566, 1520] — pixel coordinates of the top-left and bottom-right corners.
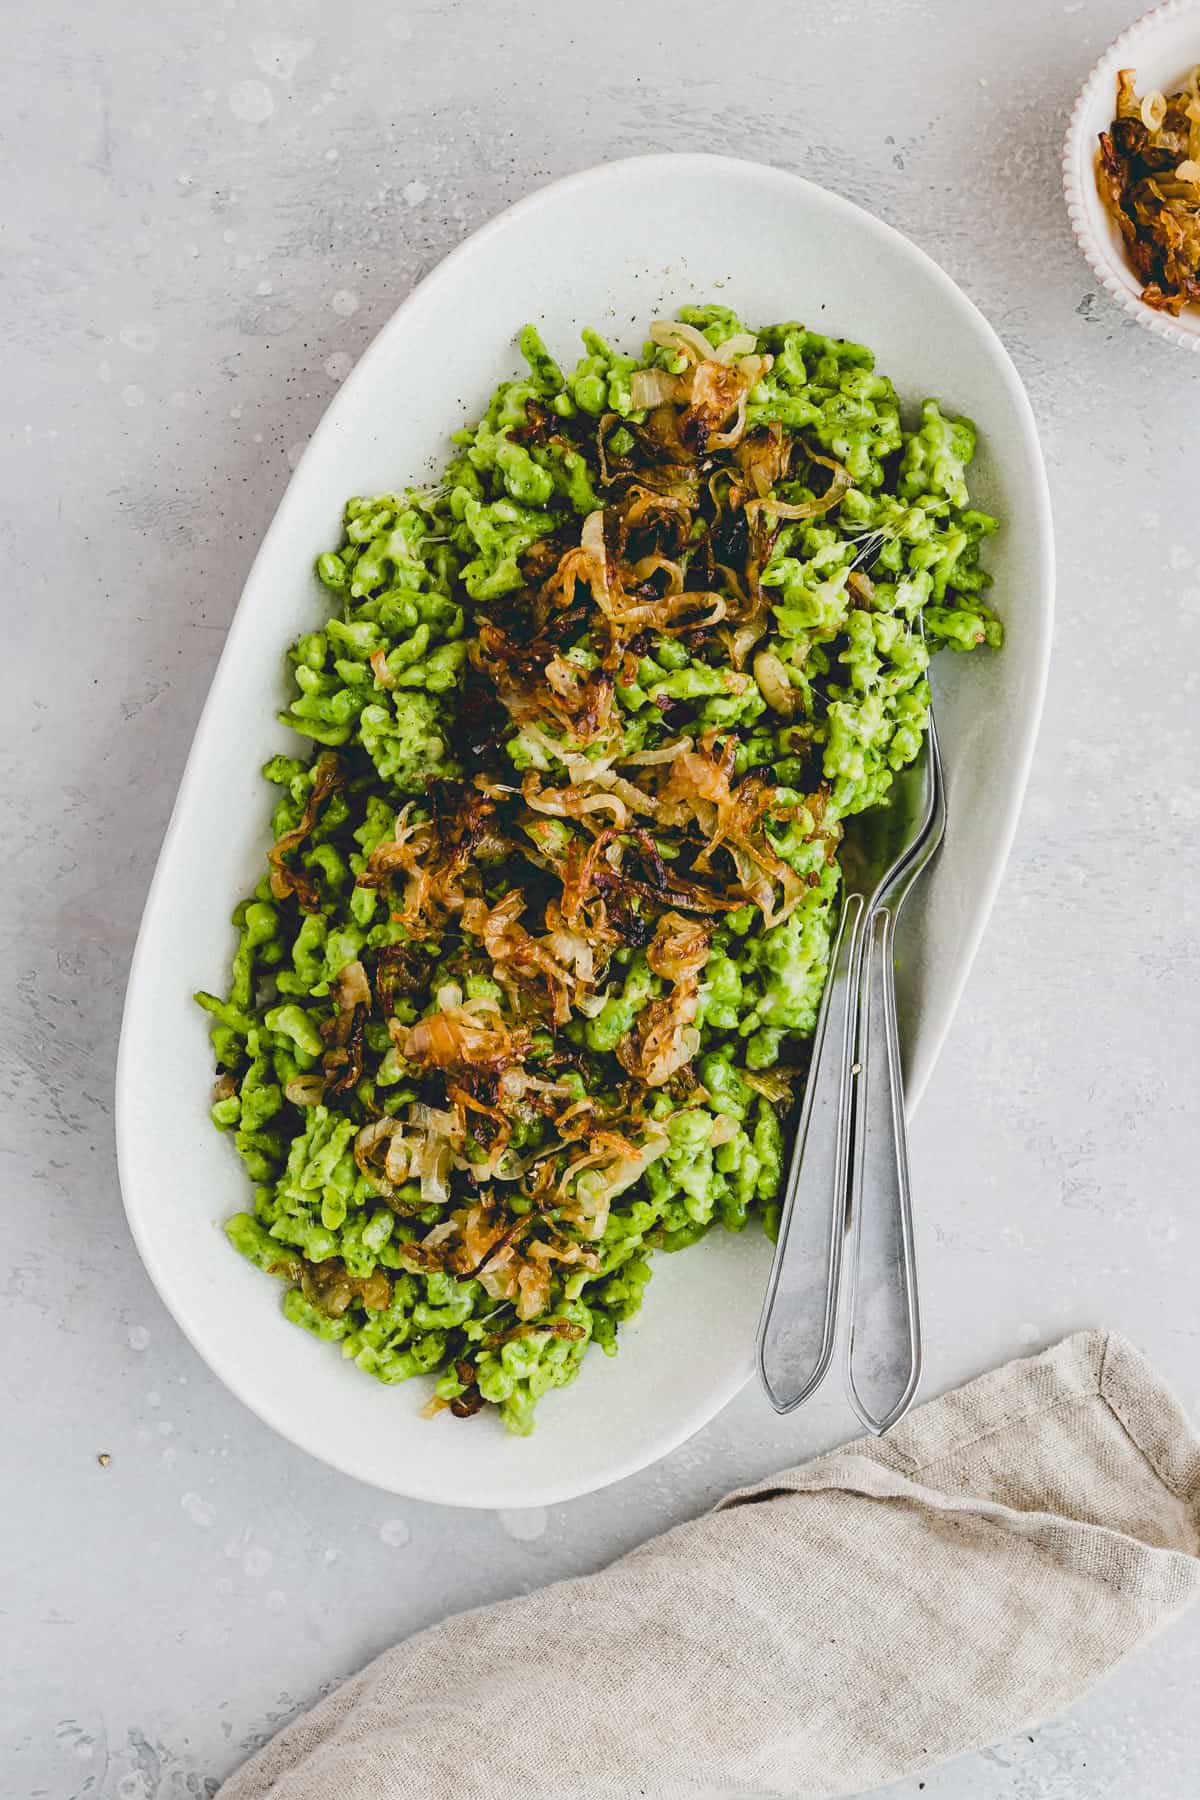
[1062, 0, 1200, 353]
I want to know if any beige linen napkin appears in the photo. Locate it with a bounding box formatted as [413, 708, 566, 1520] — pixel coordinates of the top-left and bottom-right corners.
[220, 1331, 1200, 1800]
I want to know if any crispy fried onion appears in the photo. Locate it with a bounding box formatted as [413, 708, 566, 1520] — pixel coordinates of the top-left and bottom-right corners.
[394, 1000, 531, 1075]
[629, 367, 685, 409]
[617, 913, 709, 1088]
[520, 766, 665, 834]
[284, 1072, 327, 1107]
[732, 422, 793, 497]
[354, 1111, 457, 1208]
[405, 1204, 602, 1320]
[557, 826, 744, 940]
[683, 358, 753, 453]
[642, 321, 772, 453]
[644, 910, 712, 982]
[1097, 67, 1200, 314]
[267, 753, 343, 911]
[553, 1126, 673, 1241]
[359, 784, 500, 935]
[484, 1316, 587, 1349]
[302, 1257, 391, 1317]
[659, 736, 837, 926]
[322, 958, 371, 1097]
[472, 476, 757, 759]
[743, 1066, 802, 1104]
[472, 490, 729, 750]
[552, 508, 726, 640]
[752, 650, 799, 717]
[617, 988, 701, 1088]
[459, 888, 595, 1027]
[477, 616, 616, 745]
[712, 508, 780, 671]
[744, 446, 851, 523]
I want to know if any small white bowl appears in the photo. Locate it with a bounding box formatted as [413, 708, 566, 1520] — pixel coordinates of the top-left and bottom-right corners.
[1063, 0, 1200, 352]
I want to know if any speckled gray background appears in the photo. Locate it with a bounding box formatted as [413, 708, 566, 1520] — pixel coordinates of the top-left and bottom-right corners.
[5, 1, 1200, 1795]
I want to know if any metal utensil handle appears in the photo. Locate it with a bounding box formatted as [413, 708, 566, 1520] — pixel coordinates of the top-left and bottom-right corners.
[756, 889, 867, 1413]
[844, 901, 921, 1435]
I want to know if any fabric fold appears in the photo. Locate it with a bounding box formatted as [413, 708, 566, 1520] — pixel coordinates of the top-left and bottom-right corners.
[219, 1330, 1200, 1800]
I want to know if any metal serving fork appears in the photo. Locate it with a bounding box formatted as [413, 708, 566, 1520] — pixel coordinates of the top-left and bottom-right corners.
[756, 711, 945, 1423]
[842, 712, 946, 1433]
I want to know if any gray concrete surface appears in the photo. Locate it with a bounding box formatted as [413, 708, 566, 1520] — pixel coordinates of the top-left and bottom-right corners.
[5, 1, 1200, 1795]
